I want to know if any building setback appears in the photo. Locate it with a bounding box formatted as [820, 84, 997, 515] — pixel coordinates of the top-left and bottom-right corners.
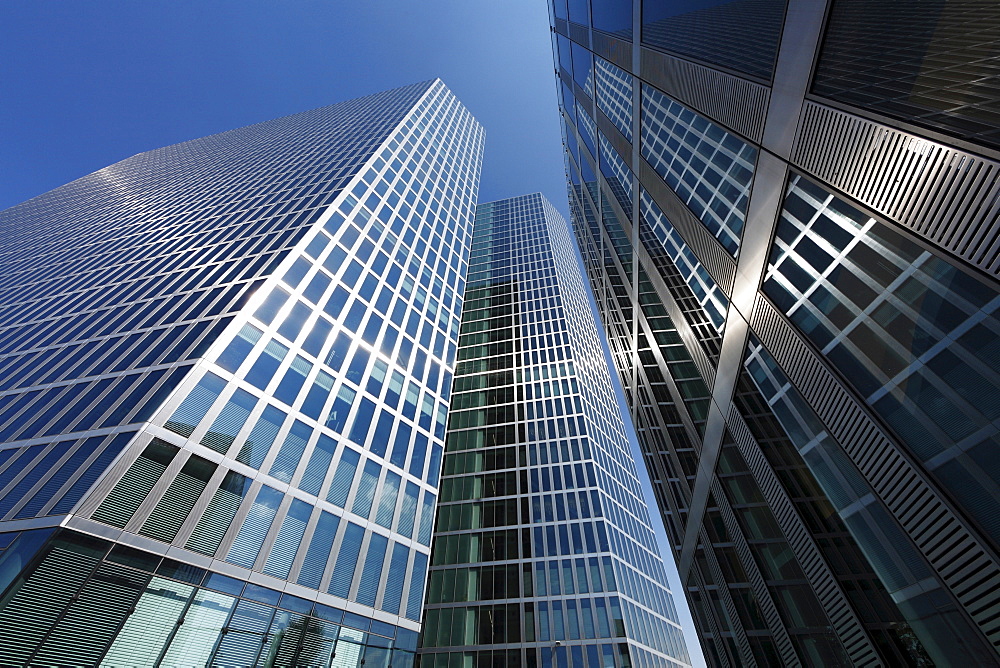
[0, 80, 483, 666]
[547, 0, 1000, 665]
[418, 193, 690, 668]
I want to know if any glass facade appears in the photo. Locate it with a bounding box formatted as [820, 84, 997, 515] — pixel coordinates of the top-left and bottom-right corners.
[813, 0, 1000, 150]
[418, 194, 690, 667]
[0, 80, 484, 666]
[548, 0, 1000, 665]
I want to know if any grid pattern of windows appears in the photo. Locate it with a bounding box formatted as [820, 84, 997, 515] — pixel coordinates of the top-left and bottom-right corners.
[419, 194, 689, 668]
[763, 174, 1000, 548]
[0, 528, 419, 668]
[549, 0, 1000, 664]
[595, 57, 634, 143]
[640, 84, 755, 257]
[0, 80, 484, 667]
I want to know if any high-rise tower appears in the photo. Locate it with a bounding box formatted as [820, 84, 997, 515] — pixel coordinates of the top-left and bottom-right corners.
[417, 193, 690, 667]
[547, 0, 1000, 665]
[0, 80, 483, 666]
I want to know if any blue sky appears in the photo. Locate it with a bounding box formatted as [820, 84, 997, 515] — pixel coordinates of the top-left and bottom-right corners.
[1, 1, 567, 215]
[2, 2, 705, 663]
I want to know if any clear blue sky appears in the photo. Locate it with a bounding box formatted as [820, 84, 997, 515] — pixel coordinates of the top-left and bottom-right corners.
[1, 2, 704, 664]
[1, 0, 567, 215]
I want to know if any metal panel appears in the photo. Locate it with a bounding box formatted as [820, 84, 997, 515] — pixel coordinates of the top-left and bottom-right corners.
[573, 81, 595, 115]
[750, 294, 1000, 647]
[640, 47, 769, 144]
[793, 102, 1000, 276]
[592, 30, 632, 72]
[638, 158, 737, 295]
[554, 18, 568, 36]
[568, 22, 589, 47]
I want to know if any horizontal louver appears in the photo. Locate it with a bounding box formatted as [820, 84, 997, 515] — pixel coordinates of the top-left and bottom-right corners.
[382, 542, 409, 614]
[236, 404, 285, 469]
[48, 431, 133, 515]
[226, 485, 282, 569]
[263, 498, 312, 579]
[186, 471, 249, 556]
[201, 387, 256, 454]
[140, 455, 216, 543]
[31, 561, 149, 666]
[0, 546, 98, 666]
[92, 440, 176, 528]
[101, 576, 194, 667]
[296, 511, 340, 590]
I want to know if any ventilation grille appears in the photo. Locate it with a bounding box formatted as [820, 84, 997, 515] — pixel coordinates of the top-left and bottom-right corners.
[793, 102, 1000, 276]
[640, 47, 768, 144]
[639, 159, 737, 295]
[751, 294, 1000, 646]
[592, 30, 632, 72]
[569, 22, 589, 47]
[727, 411, 880, 666]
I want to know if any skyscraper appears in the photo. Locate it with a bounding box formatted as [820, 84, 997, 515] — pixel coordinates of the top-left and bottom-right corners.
[0, 80, 483, 666]
[548, 0, 1000, 665]
[417, 193, 690, 667]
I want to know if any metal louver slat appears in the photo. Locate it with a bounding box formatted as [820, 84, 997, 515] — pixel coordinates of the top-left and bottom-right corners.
[100, 576, 195, 667]
[92, 440, 177, 528]
[139, 455, 216, 543]
[31, 561, 150, 666]
[0, 546, 100, 666]
[185, 471, 249, 556]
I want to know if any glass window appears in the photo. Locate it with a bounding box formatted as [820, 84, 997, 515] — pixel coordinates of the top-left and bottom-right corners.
[813, 0, 1000, 149]
[640, 83, 755, 256]
[277, 301, 311, 343]
[267, 419, 312, 484]
[764, 174, 1000, 542]
[327, 447, 361, 508]
[591, 0, 632, 36]
[352, 460, 382, 519]
[235, 405, 286, 469]
[226, 484, 283, 569]
[374, 471, 401, 529]
[201, 388, 257, 454]
[300, 370, 333, 420]
[326, 385, 356, 433]
[273, 356, 312, 407]
[356, 533, 388, 607]
[244, 339, 289, 391]
[642, 0, 786, 80]
[296, 510, 340, 589]
[140, 455, 216, 543]
[217, 324, 262, 374]
[328, 521, 365, 598]
[594, 57, 633, 142]
[299, 434, 336, 496]
[263, 498, 312, 579]
[92, 439, 176, 528]
[186, 471, 252, 556]
[254, 288, 290, 325]
[381, 542, 409, 614]
[165, 372, 226, 438]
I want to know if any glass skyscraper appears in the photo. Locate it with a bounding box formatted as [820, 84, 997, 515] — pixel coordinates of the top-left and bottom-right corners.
[417, 193, 690, 668]
[548, 0, 1000, 665]
[0, 79, 483, 666]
